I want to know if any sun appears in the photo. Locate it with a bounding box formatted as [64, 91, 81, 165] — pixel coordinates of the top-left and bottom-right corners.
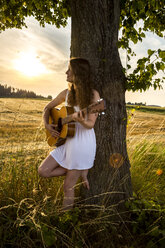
[13, 51, 48, 77]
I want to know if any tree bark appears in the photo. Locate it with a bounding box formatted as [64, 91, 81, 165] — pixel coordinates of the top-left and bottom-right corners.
[70, 0, 132, 207]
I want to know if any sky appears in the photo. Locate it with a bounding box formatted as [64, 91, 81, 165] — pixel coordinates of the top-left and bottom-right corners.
[0, 17, 164, 106]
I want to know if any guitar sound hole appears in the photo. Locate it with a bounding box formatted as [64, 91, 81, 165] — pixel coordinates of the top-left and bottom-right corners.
[57, 118, 62, 132]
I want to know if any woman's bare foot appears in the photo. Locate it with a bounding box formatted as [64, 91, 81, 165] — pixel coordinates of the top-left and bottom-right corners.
[81, 170, 90, 190]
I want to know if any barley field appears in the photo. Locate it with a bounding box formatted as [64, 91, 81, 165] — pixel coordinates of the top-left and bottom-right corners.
[127, 106, 165, 203]
[0, 98, 165, 248]
[0, 98, 64, 205]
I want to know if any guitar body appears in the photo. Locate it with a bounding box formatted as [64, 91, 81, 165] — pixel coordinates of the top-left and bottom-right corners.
[46, 106, 75, 147]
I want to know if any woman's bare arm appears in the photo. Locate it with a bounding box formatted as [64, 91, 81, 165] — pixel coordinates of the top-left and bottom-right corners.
[43, 89, 68, 137]
[43, 89, 67, 127]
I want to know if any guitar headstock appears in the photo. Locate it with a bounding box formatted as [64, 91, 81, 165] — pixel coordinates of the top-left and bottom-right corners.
[88, 99, 106, 114]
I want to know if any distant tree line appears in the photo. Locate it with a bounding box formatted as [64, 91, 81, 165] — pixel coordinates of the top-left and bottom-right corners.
[0, 83, 52, 99]
[127, 102, 146, 106]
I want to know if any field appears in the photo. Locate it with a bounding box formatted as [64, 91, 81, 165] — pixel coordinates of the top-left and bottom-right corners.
[0, 98, 165, 248]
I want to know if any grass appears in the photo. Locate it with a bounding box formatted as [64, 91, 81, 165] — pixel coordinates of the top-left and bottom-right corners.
[0, 98, 63, 207]
[127, 107, 165, 203]
[129, 141, 165, 203]
[0, 98, 165, 247]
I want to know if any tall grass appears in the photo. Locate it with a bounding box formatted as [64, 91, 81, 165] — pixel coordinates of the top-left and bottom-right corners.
[0, 99, 165, 247]
[127, 107, 165, 204]
[129, 141, 165, 203]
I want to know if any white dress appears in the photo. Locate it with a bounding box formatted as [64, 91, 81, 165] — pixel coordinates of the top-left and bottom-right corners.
[50, 91, 96, 170]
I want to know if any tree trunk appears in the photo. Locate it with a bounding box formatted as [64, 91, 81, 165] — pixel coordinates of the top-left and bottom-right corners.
[70, 0, 132, 207]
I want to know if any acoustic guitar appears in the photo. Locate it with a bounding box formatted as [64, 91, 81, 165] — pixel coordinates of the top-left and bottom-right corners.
[46, 99, 106, 147]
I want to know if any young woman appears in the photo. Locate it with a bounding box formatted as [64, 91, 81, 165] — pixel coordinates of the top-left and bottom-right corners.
[38, 57, 100, 210]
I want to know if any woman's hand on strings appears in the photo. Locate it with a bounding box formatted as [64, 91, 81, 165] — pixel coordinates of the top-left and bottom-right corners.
[45, 124, 60, 138]
[72, 111, 86, 123]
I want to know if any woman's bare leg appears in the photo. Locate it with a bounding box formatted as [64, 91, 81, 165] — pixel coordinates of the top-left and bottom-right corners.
[38, 155, 67, 178]
[62, 170, 82, 210]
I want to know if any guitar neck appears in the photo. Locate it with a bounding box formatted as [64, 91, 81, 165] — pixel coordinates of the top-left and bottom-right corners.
[62, 108, 87, 125]
[61, 99, 105, 125]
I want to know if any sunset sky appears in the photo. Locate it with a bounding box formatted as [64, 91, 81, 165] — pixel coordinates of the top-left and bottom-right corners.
[0, 17, 164, 106]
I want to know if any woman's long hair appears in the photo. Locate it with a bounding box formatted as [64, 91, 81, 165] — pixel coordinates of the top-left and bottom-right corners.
[67, 57, 93, 109]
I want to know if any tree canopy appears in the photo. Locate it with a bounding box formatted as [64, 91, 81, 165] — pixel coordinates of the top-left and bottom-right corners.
[0, 0, 164, 91]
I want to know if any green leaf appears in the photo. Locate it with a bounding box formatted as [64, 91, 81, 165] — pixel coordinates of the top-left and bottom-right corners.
[148, 49, 155, 56]
[159, 50, 165, 59]
[140, 32, 145, 38]
[156, 62, 161, 71]
[156, 62, 165, 71]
